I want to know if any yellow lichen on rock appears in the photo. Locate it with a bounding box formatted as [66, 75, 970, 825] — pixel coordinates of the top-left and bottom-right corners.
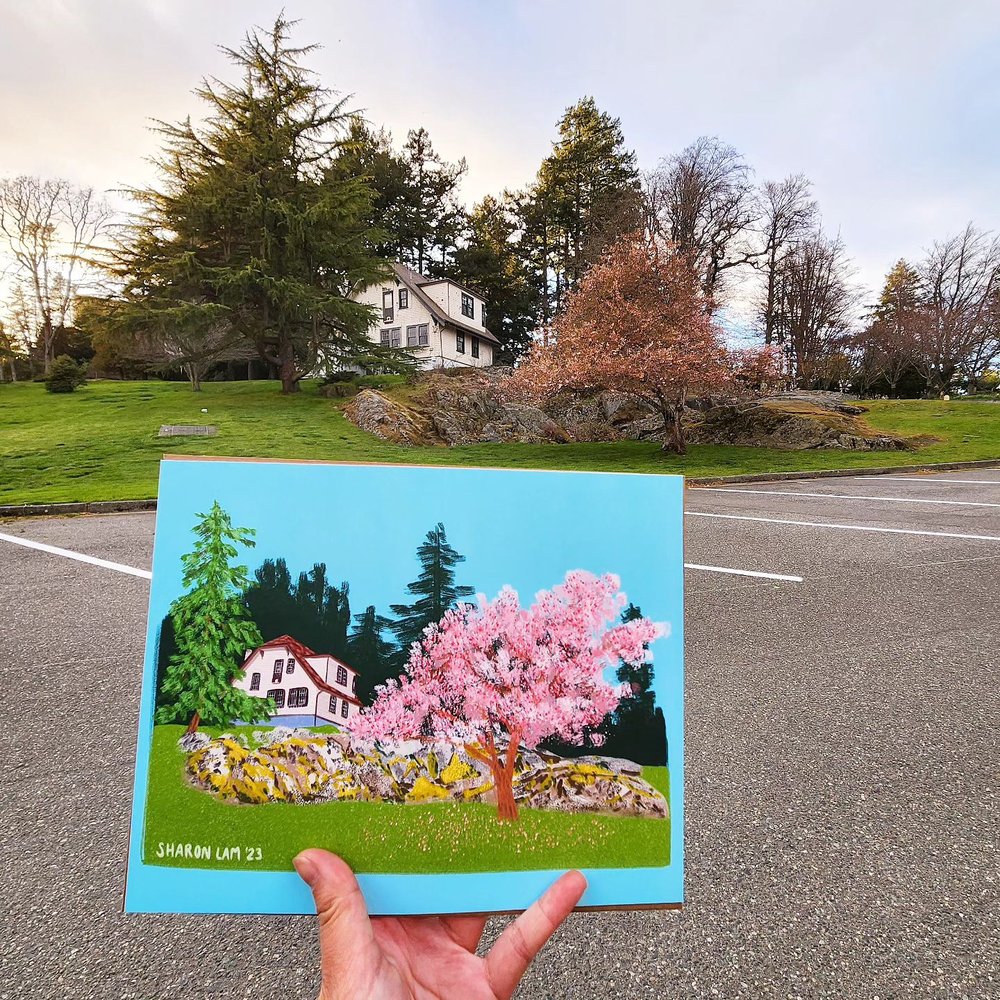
[406, 776, 451, 802]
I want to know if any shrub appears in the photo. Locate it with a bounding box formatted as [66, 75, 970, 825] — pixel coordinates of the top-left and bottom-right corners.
[45, 355, 88, 393]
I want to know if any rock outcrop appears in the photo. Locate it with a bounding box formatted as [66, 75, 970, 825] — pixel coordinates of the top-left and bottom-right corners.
[686, 395, 911, 451]
[340, 372, 913, 452]
[184, 732, 667, 818]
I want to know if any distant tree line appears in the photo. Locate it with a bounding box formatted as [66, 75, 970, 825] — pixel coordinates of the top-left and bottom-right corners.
[2, 14, 997, 396]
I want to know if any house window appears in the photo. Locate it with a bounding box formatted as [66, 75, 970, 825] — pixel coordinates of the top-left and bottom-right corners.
[329, 694, 337, 713]
[387, 327, 401, 348]
[456, 332, 465, 354]
[352, 675, 357, 693]
[249, 672, 260, 691]
[341, 701, 350, 719]
[380, 328, 390, 346]
[399, 288, 409, 309]
[286, 658, 295, 674]
[461, 292, 474, 319]
[268, 688, 285, 709]
[406, 324, 429, 347]
[272, 659, 284, 683]
[382, 289, 394, 322]
[471, 336, 480, 359]
[481, 303, 487, 326]
[336, 665, 348, 686]
[288, 687, 309, 709]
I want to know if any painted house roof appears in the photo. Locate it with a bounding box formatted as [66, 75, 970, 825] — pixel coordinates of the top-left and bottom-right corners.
[391, 262, 501, 347]
[245, 635, 362, 706]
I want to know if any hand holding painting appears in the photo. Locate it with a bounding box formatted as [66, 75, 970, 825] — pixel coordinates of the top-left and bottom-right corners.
[294, 849, 587, 999]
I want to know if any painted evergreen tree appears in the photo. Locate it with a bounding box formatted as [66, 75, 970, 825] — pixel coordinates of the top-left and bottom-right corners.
[155, 502, 272, 733]
[111, 15, 410, 393]
[348, 604, 397, 704]
[389, 523, 474, 658]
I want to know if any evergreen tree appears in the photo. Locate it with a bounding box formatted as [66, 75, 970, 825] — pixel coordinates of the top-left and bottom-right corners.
[347, 604, 397, 705]
[330, 118, 413, 261]
[155, 502, 271, 733]
[451, 195, 539, 362]
[294, 563, 351, 658]
[389, 523, 475, 658]
[527, 97, 642, 313]
[399, 127, 467, 274]
[112, 15, 409, 393]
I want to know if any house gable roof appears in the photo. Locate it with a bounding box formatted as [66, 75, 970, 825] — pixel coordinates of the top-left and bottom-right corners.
[391, 262, 501, 346]
[244, 635, 361, 706]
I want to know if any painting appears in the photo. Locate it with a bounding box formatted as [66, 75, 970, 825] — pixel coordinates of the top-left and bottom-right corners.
[125, 457, 684, 915]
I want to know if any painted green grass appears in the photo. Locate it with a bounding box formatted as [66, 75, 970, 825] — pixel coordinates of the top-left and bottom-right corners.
[142, 725, 671, 874]
[2, 379, 999, 505]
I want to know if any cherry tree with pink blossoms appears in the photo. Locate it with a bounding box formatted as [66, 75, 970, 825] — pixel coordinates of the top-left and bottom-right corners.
[353, 570, 665, 821]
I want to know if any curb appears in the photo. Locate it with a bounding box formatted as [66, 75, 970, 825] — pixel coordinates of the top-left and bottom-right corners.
[0, 499, 157, 518]
[686, 458, 1000, 486]
[1, 458, 998, 518]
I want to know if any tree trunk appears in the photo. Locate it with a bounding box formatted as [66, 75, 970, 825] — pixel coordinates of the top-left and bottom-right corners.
[660, 404, 687, 455]
[467, 728, 521, 822]
[185, 711, 200, 735]
[188, 364, 202, 392]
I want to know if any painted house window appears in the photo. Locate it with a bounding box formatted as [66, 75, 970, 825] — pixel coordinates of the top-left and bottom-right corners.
[399, 288, 409, 309]
[382, 289, 394, 322]
[249, 672, 260, 691]
[461, 292, 474, 319]
[329, 694, 337, 713]
[268, 689, 285, 709]
[286, 658, 295, 674]
[352, 676, 357, 693]
[288, 687, 309, 709]
[406, 324, 429, 347]
[471, 336, 480, 359]
[341, 701, 350, 719]
[272, 659, 284, 683]
[336, 665, 348, 686]
[456, 332, 465, 354]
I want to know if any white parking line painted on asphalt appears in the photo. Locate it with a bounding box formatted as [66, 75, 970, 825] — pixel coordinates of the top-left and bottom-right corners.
[684, 563, 803, 582]
[854, 476, 1000, 485]
[0, 531, 152, 579]
[685, 511, 1000, 542]
[0, 529, 798, 586]
[697, 487, 1000, 509]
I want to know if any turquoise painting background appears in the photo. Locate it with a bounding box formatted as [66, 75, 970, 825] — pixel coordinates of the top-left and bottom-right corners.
[125, 458, 685, 914]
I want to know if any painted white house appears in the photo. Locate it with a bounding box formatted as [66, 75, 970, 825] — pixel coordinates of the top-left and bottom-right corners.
[352, 262, 500, 369]
[233, 635, 362, 729]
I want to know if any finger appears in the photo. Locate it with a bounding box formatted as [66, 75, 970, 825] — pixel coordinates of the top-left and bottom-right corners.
[485, 871, 587, 999]
[294, 849, 379, 994]
[439, 914, 489, 953]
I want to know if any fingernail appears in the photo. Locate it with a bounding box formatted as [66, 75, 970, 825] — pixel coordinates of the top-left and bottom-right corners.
[293, 851, 317, 885]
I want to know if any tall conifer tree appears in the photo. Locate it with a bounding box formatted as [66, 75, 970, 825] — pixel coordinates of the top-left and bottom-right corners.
[113, 16, 408, 392]
[389, 523, 475, 657]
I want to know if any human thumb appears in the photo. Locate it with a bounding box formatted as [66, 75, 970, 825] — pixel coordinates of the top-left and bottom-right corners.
[294, 850, 378, 997]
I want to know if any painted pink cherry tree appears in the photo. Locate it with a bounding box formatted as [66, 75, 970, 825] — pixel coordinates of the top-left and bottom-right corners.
[353, 570, 665, 821]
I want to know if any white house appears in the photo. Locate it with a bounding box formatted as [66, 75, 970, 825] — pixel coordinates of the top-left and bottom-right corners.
[352, 262, 500, 369]
[233, 635, 362, 729]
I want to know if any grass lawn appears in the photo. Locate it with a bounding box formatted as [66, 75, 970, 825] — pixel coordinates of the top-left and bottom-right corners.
[142, 725, 671, 874]
[2, 379, 999, 505]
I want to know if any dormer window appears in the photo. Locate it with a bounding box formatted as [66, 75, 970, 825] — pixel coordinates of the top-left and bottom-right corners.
[399, 288, 409, 309]
[461, 292, 474, 319]
[382, 289, 394, 322]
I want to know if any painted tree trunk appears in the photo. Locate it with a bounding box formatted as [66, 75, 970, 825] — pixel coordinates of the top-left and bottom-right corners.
[467, 727, 522, 822]
[185, 711, 201, 735]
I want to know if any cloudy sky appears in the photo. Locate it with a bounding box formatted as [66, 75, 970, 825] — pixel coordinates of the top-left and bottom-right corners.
[2, 0, 999, 304]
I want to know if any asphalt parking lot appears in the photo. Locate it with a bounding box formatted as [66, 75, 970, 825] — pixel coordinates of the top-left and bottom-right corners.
[2, 468, 998, 1000]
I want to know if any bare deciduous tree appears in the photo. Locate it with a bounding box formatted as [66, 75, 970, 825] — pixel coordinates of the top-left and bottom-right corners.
[645, 137, 760, 305]
[756, 174, 817, 345]
[772, 229, 858, 386]
[916, 224, 1000, 395]
[0, 175, 111, 372]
